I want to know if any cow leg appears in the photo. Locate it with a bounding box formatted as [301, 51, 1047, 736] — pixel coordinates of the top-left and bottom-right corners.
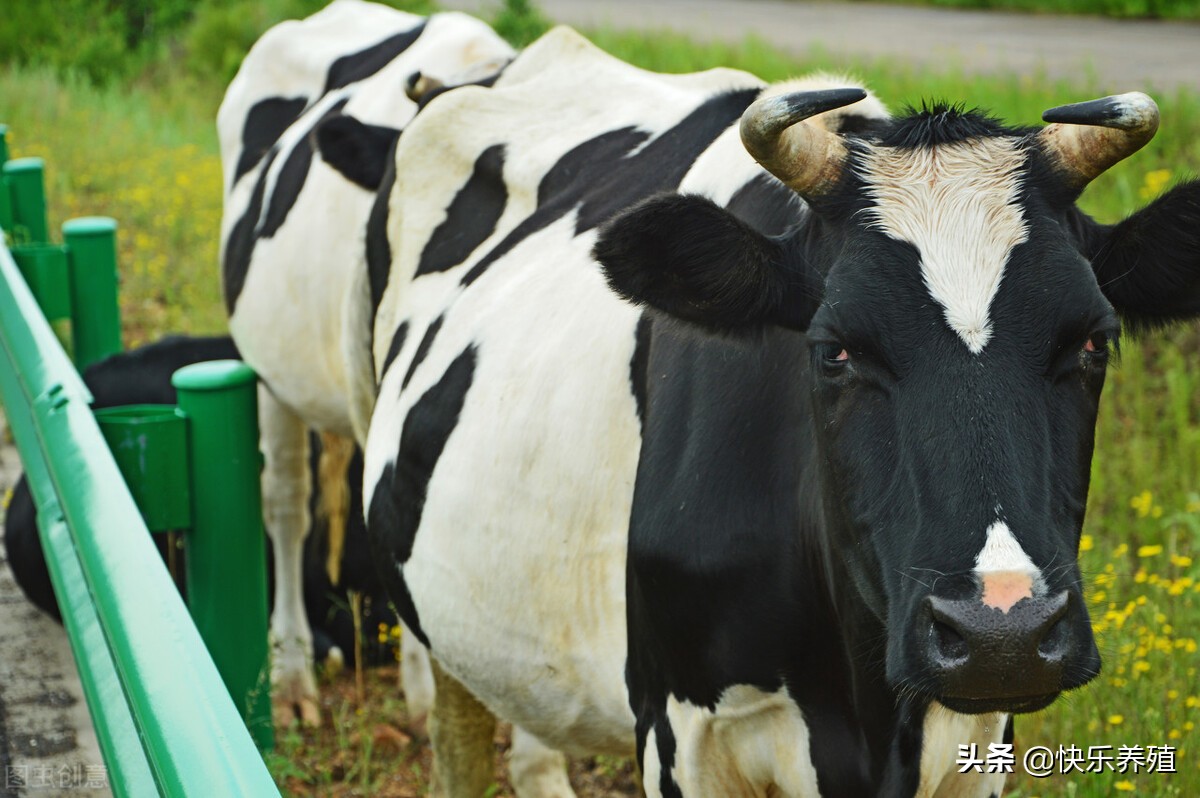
[509, 725, 577, 798]
[401, 628, 436, 730]
[259, 386, 320, 727]
[316, 431, 356, 586]
[429, 658, 496, 797]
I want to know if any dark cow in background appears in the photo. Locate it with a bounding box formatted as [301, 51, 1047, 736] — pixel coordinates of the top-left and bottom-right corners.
[1, 336, 397, 669]
[338, 23, 1200, 798]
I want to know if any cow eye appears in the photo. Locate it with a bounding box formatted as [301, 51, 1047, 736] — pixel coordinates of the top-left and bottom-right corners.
[1083, 331, 1111, 357]
[814, 342, 850, 372]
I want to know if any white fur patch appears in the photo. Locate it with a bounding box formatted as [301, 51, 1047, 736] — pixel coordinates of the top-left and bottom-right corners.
[917, 702, 1008, 797]
[974, 520, 1040, 579]
[642, 727, 665, 798]
[663, 686, 821, 796]
[859, 137, 1028, 353]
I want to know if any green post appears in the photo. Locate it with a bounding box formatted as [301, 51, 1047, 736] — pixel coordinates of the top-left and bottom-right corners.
[172, 361, 273, 750]
[3, 156, 48, 243]
[94, 405, 193, 532]
[62, 216, 121, 370]
[10, 243, 71, 322]
[0, 125, 11, 230]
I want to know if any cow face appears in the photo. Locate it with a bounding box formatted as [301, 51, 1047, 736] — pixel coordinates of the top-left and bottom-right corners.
[597, 89, 1200, 715]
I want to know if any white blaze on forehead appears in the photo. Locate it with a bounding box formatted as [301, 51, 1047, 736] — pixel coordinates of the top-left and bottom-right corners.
[860, 137, 1029, 353]
[975, 520, 1045, 612]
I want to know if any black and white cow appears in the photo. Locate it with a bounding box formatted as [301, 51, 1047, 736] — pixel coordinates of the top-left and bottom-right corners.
[338, 24, 1200, 797]
[221, 4, 582, 794]
[219, 0, 514, 728]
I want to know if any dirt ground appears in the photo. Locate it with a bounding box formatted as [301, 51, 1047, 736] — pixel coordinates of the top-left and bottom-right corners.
[273, 663, 641, 797]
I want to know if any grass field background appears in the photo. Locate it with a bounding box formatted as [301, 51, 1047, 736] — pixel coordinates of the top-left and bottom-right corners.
[2, 0, 1198, 795]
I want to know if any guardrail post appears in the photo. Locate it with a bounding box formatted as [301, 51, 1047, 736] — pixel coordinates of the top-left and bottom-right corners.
[94, 405, 193, 533]
[0, 124, 11, 229]
[3, 156, 49, 244]
[173, 361, 273, 751]
[10, 243, 71, 323]
[62, 216, 121, 370]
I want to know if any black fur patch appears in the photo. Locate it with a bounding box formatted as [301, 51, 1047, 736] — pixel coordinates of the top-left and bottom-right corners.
[653, 719, 683, 798]
[261, 99, 349, 238]
[324, 22, 427, 94]
[459, 87, 760, 286]
[315, 115, 401, 191]
[629, 314, 652, 432]
[224, 147, 279, 314]
[365, 344, 478, 646]
[402, 315, 444, 390]
[380, 321, 409, 381]
[224, 100, 348, 313]
[236, 96, 307, 184]
[877, 103, 1029, 149]
[1088, 179, 1200, 332]
[725, 173, 806, 237]
[417, 145, 508, 276]
[595, 193, 819, 331]
[366, 135, 401, 332]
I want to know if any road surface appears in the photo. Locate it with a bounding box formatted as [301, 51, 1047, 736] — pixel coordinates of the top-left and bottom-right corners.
[0, 418, 110, 797]
[443, 0, 1200, 94]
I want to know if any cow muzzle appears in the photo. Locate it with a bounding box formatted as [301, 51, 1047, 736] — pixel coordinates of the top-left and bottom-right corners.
[919, 590, 1094, 714]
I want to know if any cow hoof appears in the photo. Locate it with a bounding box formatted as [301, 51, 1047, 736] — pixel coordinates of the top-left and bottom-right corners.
[323, 645, 345, 677]
[272, 643, 321, 727]
[406, 710, 429, 739]
[273, 693, 323, 729]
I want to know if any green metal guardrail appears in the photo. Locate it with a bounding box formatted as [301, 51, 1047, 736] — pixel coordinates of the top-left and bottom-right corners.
[0, 127, 279, 795]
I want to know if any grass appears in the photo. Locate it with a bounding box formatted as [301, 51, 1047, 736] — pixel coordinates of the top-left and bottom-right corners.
[2, 4, 1199, 795]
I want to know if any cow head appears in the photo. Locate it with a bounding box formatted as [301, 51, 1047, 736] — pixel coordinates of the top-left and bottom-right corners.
[595, 87, 1200, 714]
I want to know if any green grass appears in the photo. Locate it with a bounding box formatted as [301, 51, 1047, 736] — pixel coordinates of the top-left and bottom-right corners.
[3, 5, 1199, 796]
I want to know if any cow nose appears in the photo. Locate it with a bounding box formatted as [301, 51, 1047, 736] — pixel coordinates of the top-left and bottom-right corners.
[925, 591, 1072, 710]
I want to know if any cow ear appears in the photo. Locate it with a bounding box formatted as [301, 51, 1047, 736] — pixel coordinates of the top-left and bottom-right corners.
[1086, 179, 1200, 333]
[314, 114, 401, 191]
[594, 193, 821, 331]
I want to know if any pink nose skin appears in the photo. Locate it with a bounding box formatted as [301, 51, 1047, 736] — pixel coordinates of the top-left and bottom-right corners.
[980, 571, 1034, 613]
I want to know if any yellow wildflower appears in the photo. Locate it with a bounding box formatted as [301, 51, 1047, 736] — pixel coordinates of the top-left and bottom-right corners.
[1138, 544, 1163, 558]
[1139, 168, 1171, 201]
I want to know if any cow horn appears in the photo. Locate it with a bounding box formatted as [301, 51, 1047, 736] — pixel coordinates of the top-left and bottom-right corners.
[740, 88, 867, 198]
[1037, 92, 1159, 191]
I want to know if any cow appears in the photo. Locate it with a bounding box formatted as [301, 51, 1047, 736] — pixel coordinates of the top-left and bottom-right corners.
[220, 3, 584, 793]
[218, 0, 514, 727]
[340, 24, 1200, 798]
[1, 335, 397, 670]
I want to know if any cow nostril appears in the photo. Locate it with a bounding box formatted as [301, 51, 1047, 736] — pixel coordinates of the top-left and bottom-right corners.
[1038, 615, 1070, 660]
[933, 619, 969, 664]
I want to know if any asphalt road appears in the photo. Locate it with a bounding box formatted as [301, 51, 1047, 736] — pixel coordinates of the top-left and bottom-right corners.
[443, 0, 1200, 94]
[0, 421, 110, 798]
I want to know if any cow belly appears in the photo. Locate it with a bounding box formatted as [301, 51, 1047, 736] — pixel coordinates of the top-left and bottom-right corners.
[373, 250, 641, 753]
[400, 363, 640, 754]
[406, 518, 635, 755]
